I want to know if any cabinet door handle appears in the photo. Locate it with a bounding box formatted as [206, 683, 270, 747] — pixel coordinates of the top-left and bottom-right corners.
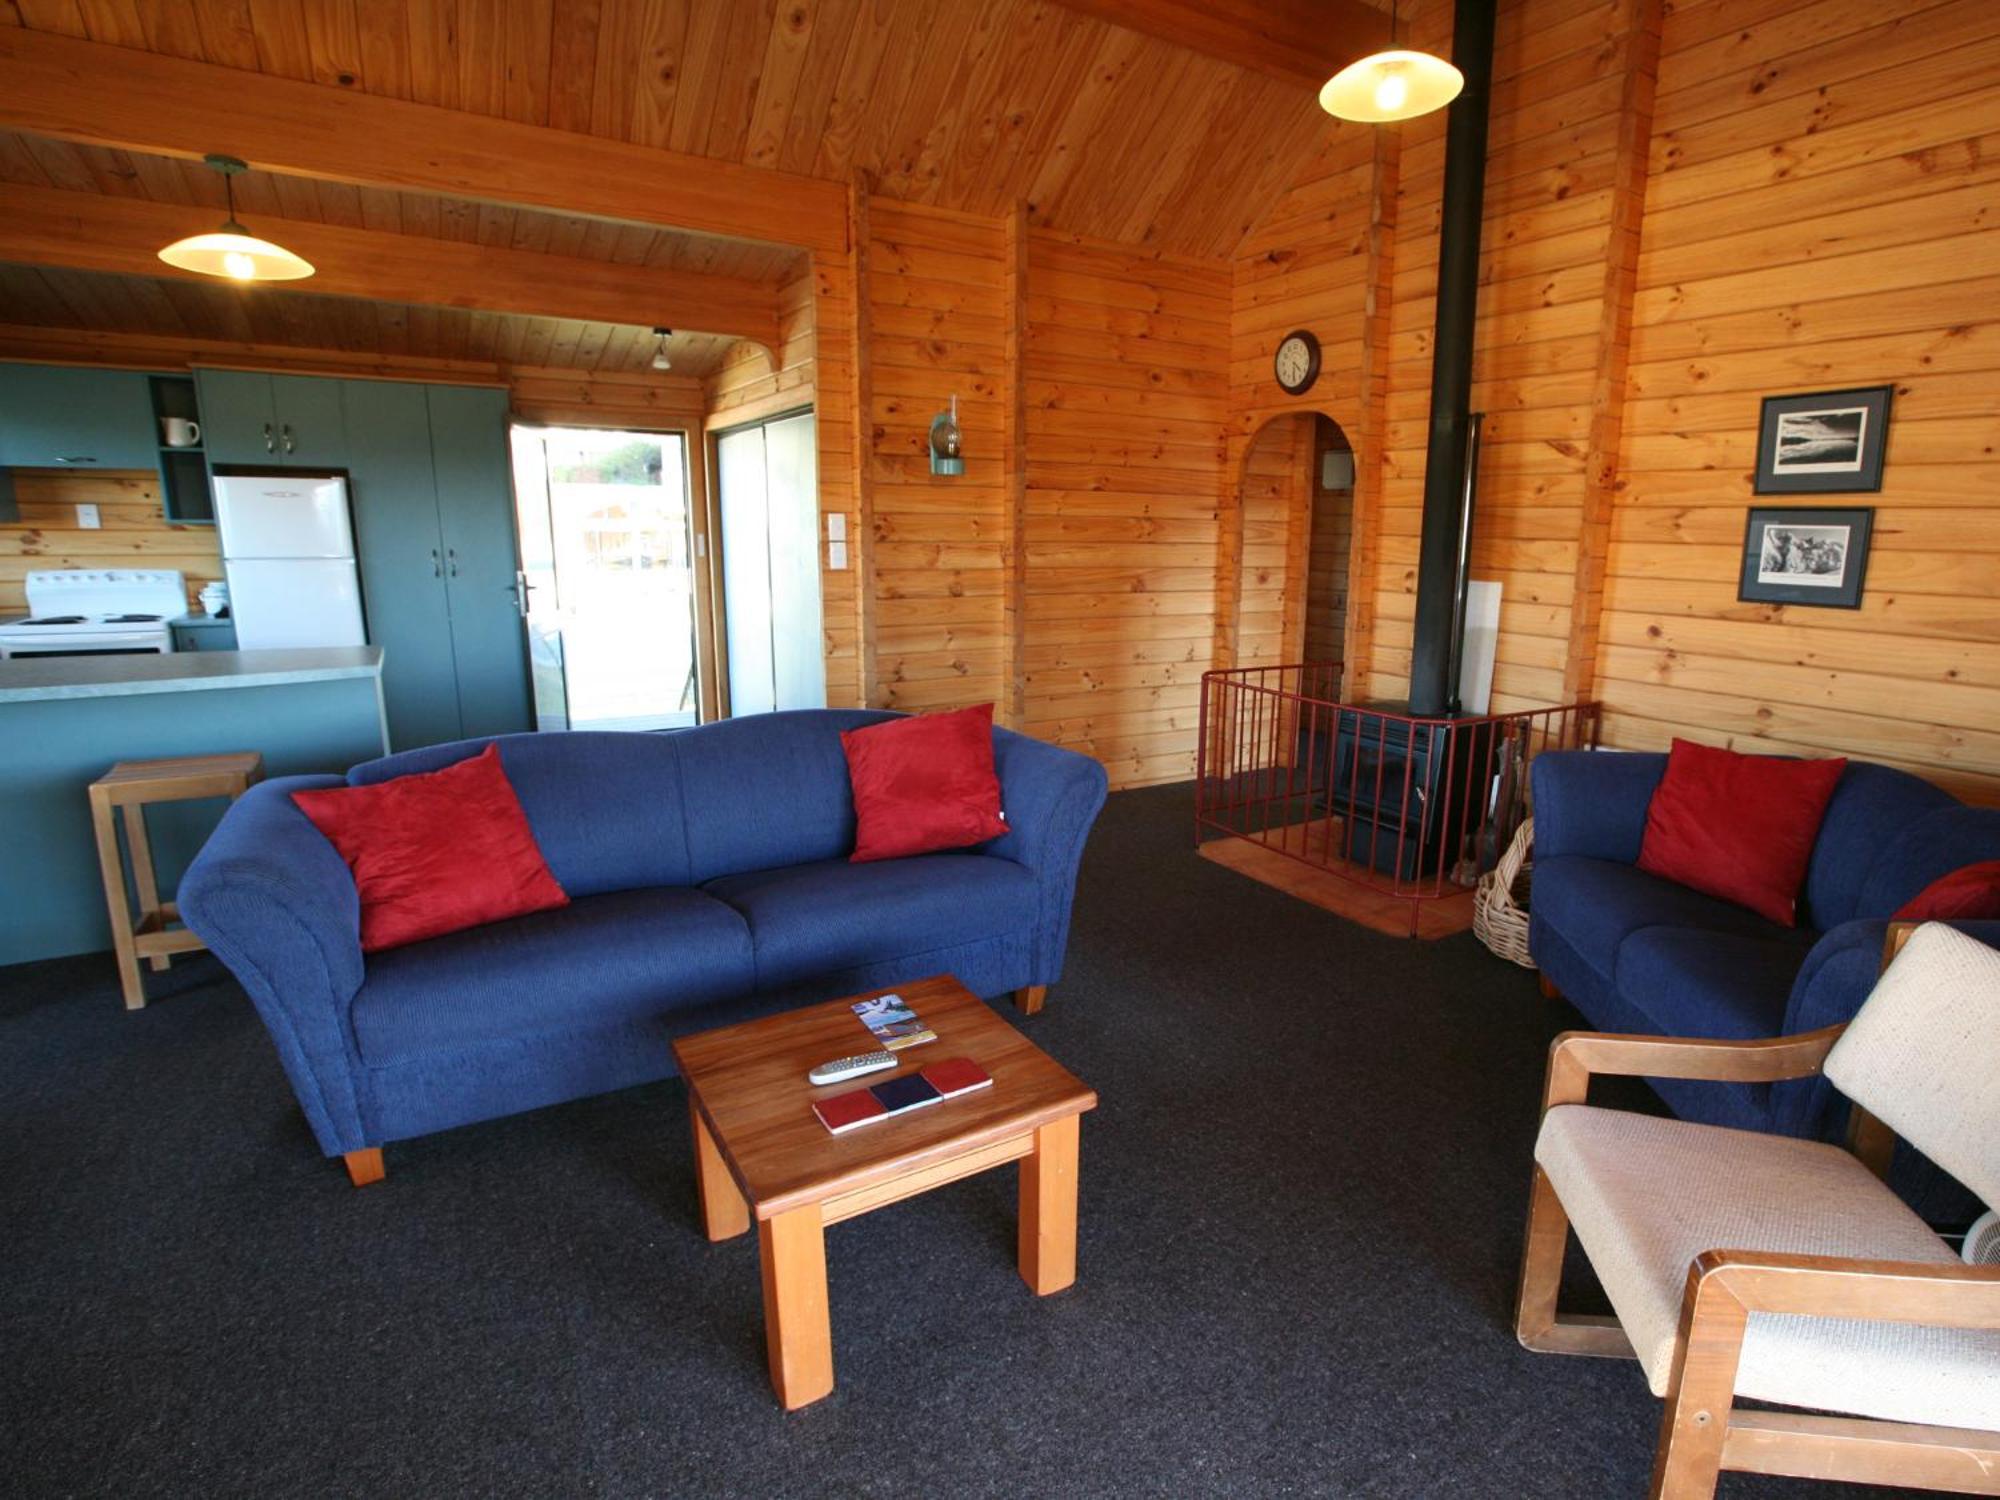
[281, 424, 295, 455]
[446, 548, 459, 577]
[430, 547, 442, 578]
[263, 422, 275, 454]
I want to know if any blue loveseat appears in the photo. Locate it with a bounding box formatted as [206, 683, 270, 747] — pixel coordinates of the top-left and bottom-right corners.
[180, 710, 1108, 1174]
[1529, 749, 2000, 1160]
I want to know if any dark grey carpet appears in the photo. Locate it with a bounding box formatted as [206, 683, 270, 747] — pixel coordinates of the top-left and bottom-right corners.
[1, 783, 1922, 1499]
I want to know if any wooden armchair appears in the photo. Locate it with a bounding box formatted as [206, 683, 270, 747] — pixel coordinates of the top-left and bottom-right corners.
[1516, 923, 2000, 1498]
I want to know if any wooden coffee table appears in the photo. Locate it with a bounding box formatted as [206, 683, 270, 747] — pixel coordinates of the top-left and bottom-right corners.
[671, 973, 1097, 1410]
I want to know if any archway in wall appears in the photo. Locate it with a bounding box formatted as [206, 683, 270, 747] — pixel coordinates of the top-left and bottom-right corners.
[1229, 410, 1358, 697]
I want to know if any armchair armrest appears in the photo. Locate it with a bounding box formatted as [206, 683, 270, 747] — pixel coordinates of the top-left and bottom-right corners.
[1540, 1026, 1847, 1113]
[1689, 1249, 2000, 1329]
[177, 775, 371, 1156]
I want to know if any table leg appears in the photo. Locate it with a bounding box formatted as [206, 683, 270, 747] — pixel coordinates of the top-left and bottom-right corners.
[1018, 1114, 1080, 1295]
[689, 1095, 749, 1242]
[759, 1205, 834, 1410]
[88, 791, 145, 1011]
[121, 804, 170, 972]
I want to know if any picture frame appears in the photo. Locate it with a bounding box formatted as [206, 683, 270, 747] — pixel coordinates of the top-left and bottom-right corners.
[1738, 506, 1874, 609]
[1753, 384, 1892, 494]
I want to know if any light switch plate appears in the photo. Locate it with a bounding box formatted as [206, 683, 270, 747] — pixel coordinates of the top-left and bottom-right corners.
[828, 539, 849, 570]
[75, 503, 101, 529]
[826, 512, 847, 541]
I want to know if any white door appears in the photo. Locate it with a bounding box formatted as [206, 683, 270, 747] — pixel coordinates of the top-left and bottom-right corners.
[718, 410, 823, 716]
[213, 475, 354, 558]
[225, 558, 367, 649]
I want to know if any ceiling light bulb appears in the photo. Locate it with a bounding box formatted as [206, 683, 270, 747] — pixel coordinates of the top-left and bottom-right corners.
[222, 250, 257, 281]
[652, 348, 673, 371]
[651, 327, 673, 372]
[1320, 48, 1464, 123]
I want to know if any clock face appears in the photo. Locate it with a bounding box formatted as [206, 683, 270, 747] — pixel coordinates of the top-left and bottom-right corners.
[1274, 331, 1319, 393]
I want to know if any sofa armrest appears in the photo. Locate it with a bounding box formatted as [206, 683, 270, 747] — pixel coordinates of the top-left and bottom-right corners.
[177, 776, 372, 1155]
[1529, 749, 1665, 864]
[986, 728, 1111, 985]
[1773, 917, 2000, 1140]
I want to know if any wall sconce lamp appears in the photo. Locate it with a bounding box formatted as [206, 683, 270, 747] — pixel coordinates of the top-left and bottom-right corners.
[929, 394, 964, 477]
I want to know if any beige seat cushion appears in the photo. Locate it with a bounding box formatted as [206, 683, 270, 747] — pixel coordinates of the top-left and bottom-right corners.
[1536, 1105, 2000, 1430]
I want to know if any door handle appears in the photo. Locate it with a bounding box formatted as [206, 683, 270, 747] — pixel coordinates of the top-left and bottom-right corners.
[512, 569, 535, 619]
[281, 423, 295, 455]
[263, 422, 275, 454]
[430, 547, 442, 578]
[446, 548, 459, 577]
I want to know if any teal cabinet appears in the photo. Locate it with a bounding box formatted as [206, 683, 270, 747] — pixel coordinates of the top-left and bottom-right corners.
[344, 381, 466, 751]
[169, 618, 238, 651]
[195, 370, 347, 468]
[194, 369, 279, 464]
[430, 386, 531, 739]
[0, 364, 157, 469]
[342, 379, 529, 750]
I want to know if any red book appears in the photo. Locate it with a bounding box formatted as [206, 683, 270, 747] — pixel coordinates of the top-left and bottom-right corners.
[919, 1057, 992, 1099]
[812, 1089, 890, 1135]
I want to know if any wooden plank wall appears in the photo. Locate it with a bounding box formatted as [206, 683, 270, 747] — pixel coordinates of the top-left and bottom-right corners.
[1597, 0, 2000, 801]
[1022, 231, 1231, 788]
[0, 470, 219, 613]
[862, 200, 1009, 713]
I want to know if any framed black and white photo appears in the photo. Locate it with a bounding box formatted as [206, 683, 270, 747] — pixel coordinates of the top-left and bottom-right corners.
[1738, 506, 1874, 609]
[1754, 385, 1892, 494]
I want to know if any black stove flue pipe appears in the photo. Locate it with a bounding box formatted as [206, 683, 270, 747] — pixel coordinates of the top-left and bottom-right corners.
[1407, 0, 1498, 717]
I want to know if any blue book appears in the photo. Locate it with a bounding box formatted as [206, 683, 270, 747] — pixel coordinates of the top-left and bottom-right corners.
[868, 1073, 944, 1115]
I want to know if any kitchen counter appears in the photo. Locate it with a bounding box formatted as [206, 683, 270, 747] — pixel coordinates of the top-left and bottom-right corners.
[1, 646, 389, 967]
[0, 645, 380, 702]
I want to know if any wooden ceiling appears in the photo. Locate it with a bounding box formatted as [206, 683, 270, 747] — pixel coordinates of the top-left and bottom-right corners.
[0, 262, 741, 378]
[0, 0, 1376, 260]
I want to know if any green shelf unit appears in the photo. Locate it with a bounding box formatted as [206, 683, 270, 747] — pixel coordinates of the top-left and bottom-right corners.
[149, 375, 213, 523]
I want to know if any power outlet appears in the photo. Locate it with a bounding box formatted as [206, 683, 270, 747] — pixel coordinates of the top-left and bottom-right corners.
[75, 503, 101, 529]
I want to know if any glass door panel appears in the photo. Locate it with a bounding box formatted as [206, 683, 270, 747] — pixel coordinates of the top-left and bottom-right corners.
[508, 425, 699, 732]
[716, 408, 823, 717]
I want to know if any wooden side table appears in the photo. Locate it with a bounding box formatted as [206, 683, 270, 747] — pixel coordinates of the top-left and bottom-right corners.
[672, 974, 1096, 1410]
[88, 752, 263, 1010]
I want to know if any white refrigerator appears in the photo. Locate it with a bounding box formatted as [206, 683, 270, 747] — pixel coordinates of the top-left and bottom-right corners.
[212, 474, 368, 650]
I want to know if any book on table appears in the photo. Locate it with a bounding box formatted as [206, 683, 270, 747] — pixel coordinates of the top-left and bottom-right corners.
[852, 992, 935, 1050]
[812, 1057, 994, 1135]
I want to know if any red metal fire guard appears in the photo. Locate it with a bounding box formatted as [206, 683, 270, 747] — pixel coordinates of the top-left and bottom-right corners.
[1195, 663, 1600, 933]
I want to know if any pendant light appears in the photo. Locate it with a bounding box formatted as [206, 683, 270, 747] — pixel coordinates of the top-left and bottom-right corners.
[1319, 0, 1463, 125]
[157, 155, 315, 282]
[651, 328, 674, 371]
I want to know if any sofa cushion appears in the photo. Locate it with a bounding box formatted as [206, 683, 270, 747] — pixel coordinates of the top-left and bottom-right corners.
[1636, 739, 1846, 926]
[1857, 805, 2000, 921]
[1895, 860, 2000, 922]
[706, 854, 1037, 990]
[1531, 855, 1779, 984]
[293, 744, 569, 953]
[1804, 763, 1956, 929]
[843, 703, 1008, 862]
[675, 709, 901, 883]
[351, 887, 753, 1066]
[1613, 926, 1814, 1039]
[348, 732, 695, 897]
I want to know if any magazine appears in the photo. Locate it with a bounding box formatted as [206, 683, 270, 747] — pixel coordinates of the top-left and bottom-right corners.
[851, 992, 936, 1051]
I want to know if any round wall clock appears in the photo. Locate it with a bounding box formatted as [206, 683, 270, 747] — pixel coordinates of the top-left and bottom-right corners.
[1273, 329, 1321, 395]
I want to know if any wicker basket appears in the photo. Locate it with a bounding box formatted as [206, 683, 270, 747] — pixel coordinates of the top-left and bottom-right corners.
[1475, 817, 1535, 969]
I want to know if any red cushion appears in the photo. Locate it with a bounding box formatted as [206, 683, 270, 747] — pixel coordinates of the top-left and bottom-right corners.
[842, 704, 1008, 863]
[1895, 861, 2000, 922]
[291, 743, 569, 953]
[1635, 739, 1847, 927]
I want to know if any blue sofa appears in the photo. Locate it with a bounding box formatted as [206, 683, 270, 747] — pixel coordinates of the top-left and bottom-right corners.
[180, 710, 1108, 1175]
[1529, 749, 2000, 1153]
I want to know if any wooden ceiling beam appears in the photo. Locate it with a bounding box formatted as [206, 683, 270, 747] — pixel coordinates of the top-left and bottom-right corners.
[1048, 0, 1390, 88]
[0, 27, 848, 256]
[0, 184, 784, 349]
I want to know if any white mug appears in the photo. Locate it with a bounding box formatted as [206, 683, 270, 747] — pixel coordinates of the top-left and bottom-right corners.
[161, 417, 202, 448]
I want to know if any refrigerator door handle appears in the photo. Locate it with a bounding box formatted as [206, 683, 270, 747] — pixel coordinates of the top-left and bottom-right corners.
[262, 422, 275, 454]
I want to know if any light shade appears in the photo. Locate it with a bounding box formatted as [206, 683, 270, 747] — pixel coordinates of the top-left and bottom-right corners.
[157, 228, 315, 282]
[1319, 48, 1464, 124]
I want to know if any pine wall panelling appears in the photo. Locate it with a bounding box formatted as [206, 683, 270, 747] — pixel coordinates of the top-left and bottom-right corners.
[0, 470, 218, 614]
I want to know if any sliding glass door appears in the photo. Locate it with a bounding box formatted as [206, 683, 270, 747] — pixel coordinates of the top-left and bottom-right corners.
[715, 409, 823, 716]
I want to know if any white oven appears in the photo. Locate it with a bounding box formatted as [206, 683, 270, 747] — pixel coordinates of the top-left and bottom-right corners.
[0, 570, 184, 659]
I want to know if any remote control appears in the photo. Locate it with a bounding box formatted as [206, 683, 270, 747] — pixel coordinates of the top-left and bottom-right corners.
[808, 1050, 898, 1086]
